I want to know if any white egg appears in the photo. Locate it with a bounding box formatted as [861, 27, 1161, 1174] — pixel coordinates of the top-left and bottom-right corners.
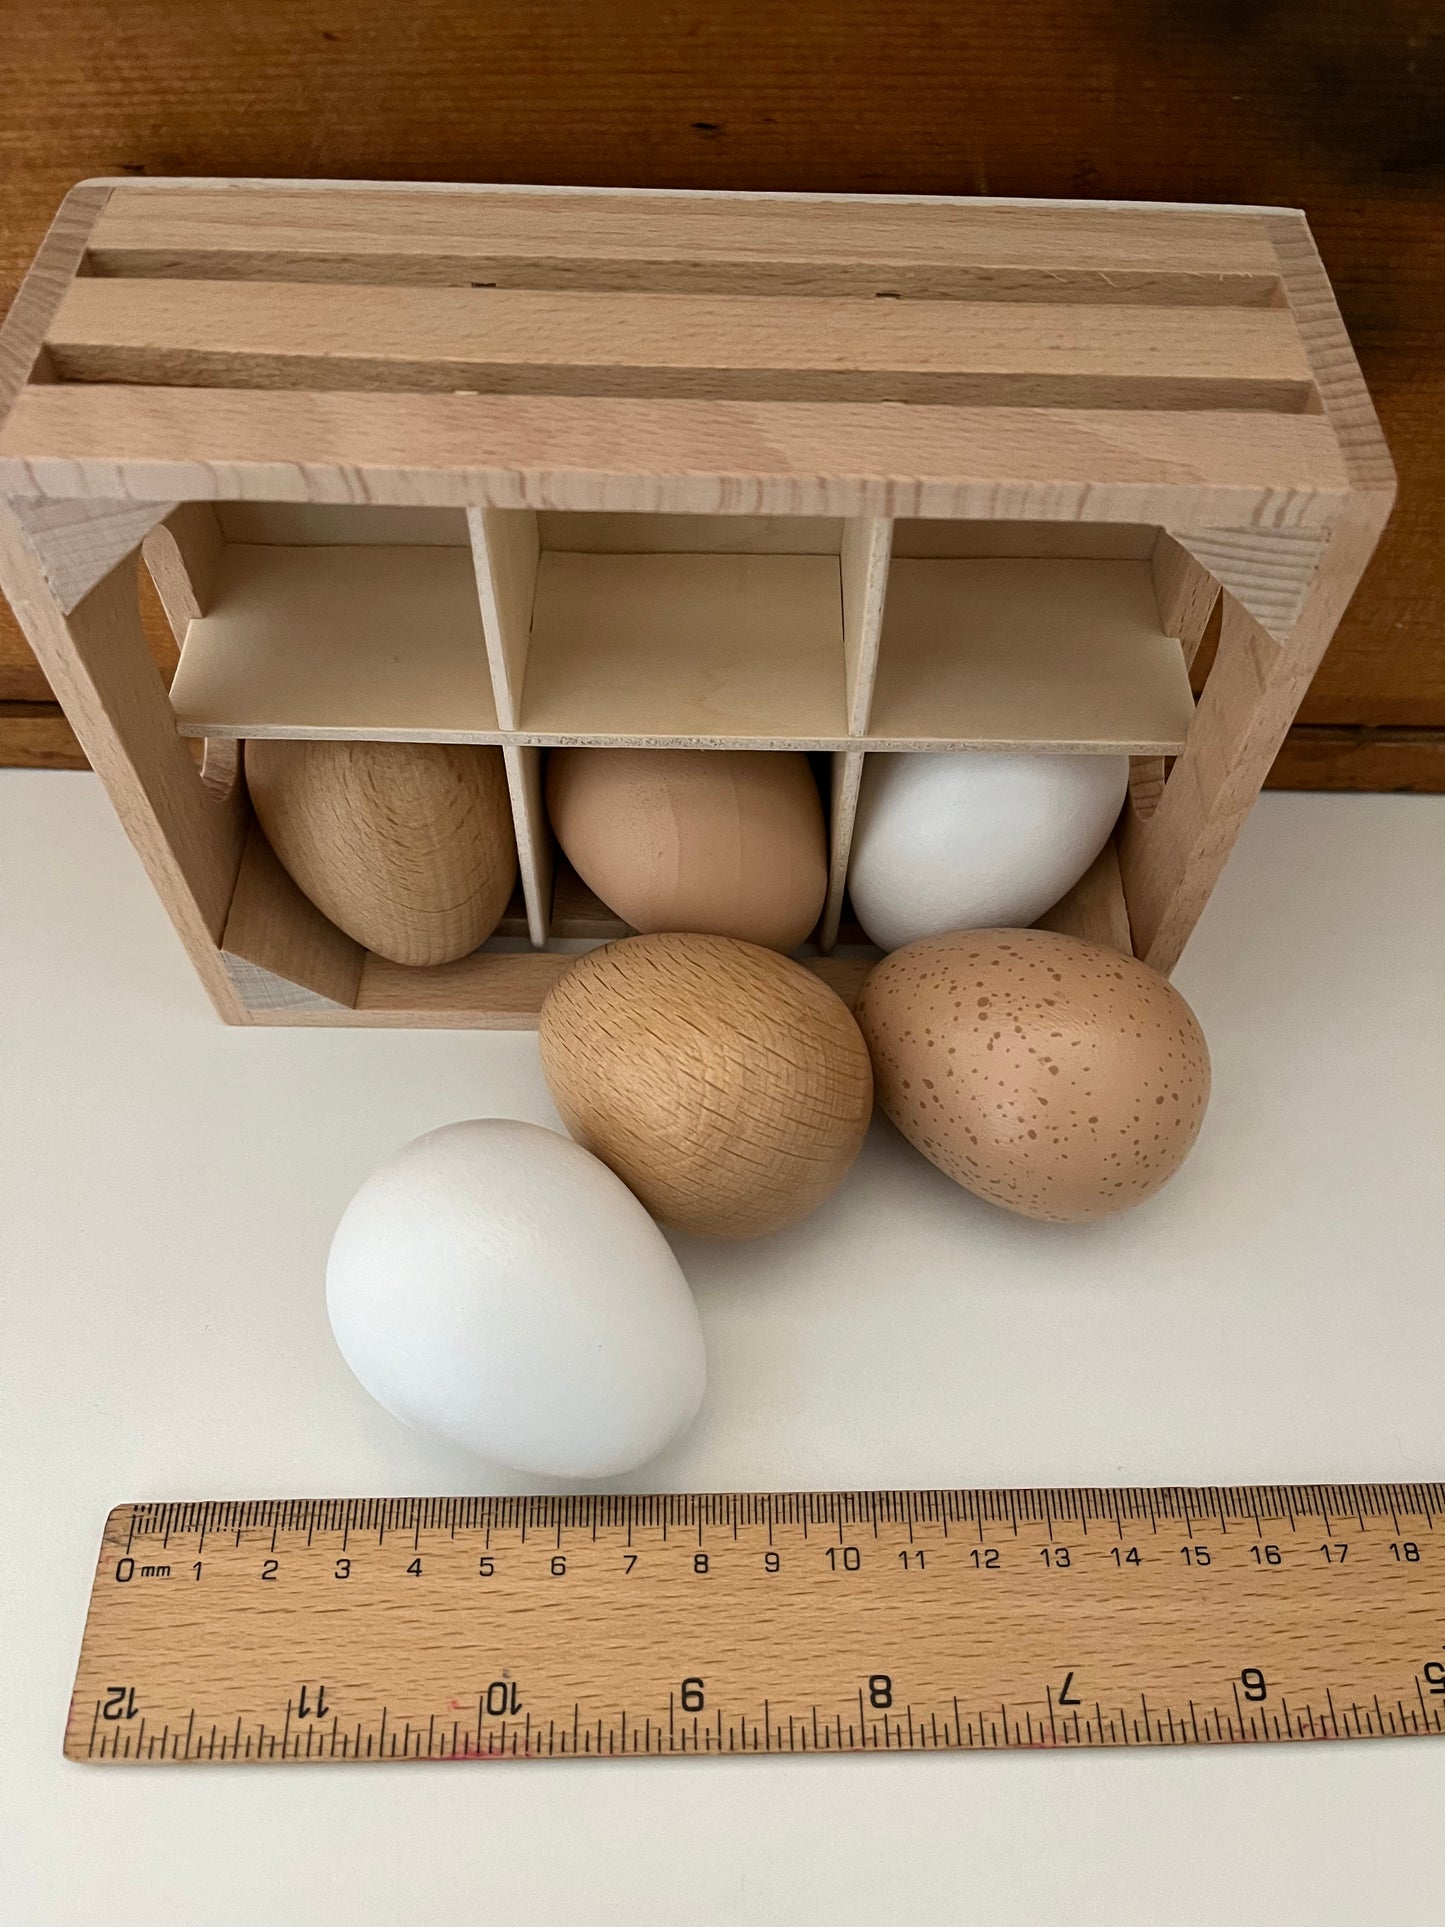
[326, 1118, 706, 1478]
[848, 750, 1129, 951]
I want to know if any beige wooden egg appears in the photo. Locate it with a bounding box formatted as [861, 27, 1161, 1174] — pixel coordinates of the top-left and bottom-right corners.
[857, 929, 1210, 1222]
[546, 748, 827, 952]
[245, 739, 517, 966]
[538, 932, 873, 1239]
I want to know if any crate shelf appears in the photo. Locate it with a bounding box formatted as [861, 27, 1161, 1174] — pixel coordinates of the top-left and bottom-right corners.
[169, 543, 499, 742]
[520, 550, 848, 745]
[868, 557, 1195, 754]
[0, 179, 1393, 1028]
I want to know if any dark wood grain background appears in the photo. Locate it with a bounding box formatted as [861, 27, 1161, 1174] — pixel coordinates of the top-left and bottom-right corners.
[3, 0, 1441, 785]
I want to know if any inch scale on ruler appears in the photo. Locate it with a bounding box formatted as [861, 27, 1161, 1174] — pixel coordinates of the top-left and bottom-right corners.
[68, 1483, 1445, 1764]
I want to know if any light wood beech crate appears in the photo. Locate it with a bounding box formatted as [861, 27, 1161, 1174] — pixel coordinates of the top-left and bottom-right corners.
[0, 180, 1393, 1028]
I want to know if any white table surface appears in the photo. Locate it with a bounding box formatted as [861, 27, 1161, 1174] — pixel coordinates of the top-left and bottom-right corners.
[2, 772, 1442, 1927]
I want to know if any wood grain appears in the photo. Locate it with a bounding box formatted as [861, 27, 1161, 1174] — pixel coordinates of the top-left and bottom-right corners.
[244, 738, 517, 966]
[81, 185, 1283, 295]
[0, 168, 1396, 1024]
[0, 1, 1438, 734]
[1035, 839, 1132, 954]
[220, 820, 363, 1012]
[820, 748, 866, 953]
[1121, 503, 1393, 973]
[66, 1486, 1445, 1763]
[0, 384, 1353, 524]
[0, 512, 248, 1018]
[169, 544, 500, 742]
[538, 932, 873, 1238]
[46, 279, 1316, 409]
[870, 557, 1196, 752]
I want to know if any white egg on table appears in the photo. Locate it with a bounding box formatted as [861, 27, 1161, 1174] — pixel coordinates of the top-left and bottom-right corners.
[326, 1118, 706, 1479]
[847, 750, 1129, 951]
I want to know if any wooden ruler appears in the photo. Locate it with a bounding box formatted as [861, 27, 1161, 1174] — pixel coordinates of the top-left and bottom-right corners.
[68, 1483, 1445, 1764]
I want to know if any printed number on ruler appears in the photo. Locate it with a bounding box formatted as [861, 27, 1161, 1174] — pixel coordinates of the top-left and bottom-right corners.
[69, 1485, 1445, 1763]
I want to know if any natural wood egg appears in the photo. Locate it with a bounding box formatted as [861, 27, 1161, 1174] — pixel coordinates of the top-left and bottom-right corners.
[857, 928, 1210, 1222]
[546, 747, 828, 952]
[245, 739, 517, 967]
[538, 932, 874, 1239]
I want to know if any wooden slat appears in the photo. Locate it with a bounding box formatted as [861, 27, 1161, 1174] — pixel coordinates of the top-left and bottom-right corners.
[1119, 498, 1393, 974]
[1034, 838, 1132, 954]
[84, 186, 1283, 304]
[893, 520, 1154, 559]
[1127, 756, 1168, 823]
[1265, 213, 1395, 494]
[839, 517, 891, 735]
[537, 512, 841, 554]
[0, 183, 108, 411]
[819, 748, 865, 953]
[3, 494, 176, 614]
[550, 859, 630, 940]
[141, 501, 224, 642]
[468, 506, 538, 730]
[1168, 526, 1330, 642]
[501, 742, 552, 947]
[46, 280, 1314, 410]
[0, 387, 1352, 522]
[220, 818, 363, 1011]
[319, 943, 872, 1030]
[1151, 529, 1220, 667]
[0, 507, 248, 1018]
[12, 706, 1436, 793]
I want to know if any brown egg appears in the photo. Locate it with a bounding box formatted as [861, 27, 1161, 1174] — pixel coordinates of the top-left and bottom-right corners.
[857, 929, 1210, 1222]
[539, 932, 873, 1239]
[245, 739, 517, 967]
[546, 747, 827, 952]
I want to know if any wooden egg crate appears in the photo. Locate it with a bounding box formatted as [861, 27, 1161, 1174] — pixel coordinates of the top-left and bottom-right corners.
[0, 180, 1392, 1028]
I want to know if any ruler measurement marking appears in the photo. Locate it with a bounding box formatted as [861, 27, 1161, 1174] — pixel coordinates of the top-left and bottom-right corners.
[65, 1483, 1445, 1765]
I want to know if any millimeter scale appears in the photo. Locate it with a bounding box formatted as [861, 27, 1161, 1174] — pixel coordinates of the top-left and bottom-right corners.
[69, 1483, 1444, 1764]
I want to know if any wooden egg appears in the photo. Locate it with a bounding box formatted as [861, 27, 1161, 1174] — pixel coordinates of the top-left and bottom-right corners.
[857, 929, 1210, 1222]
[245, 739, 517, 967]
[546, 748, 827, 952]
[538, 932, 873, 1239]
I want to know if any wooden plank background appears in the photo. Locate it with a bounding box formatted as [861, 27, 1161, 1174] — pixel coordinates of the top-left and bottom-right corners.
[2, 0, 1441, 788]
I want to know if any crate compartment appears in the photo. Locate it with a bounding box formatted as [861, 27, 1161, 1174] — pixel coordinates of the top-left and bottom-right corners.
[473, 510, 864, 747]
[539, 746, 841, 953]
[0, 181, 1392, 1027]
[169, 542, 498, 742]
[522, 550, 847, 743]
[869, 555, 1196, 753]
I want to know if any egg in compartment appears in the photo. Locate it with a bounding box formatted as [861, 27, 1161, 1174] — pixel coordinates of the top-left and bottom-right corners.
[246, 738, 518, 966]
[847, 749, 1129, 951]
[546, 747, 828, 952]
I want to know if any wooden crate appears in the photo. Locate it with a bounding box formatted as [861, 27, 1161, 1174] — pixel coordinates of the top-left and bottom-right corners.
[0, 180, 1392, 1028]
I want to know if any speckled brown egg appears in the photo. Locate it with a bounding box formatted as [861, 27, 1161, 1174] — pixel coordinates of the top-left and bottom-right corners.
[856, 928, 1210, 1222]
[539, 932, 874, 1240]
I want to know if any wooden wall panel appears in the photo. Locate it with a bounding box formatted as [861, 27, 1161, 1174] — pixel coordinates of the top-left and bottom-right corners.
[1, 1, 1441, 782]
